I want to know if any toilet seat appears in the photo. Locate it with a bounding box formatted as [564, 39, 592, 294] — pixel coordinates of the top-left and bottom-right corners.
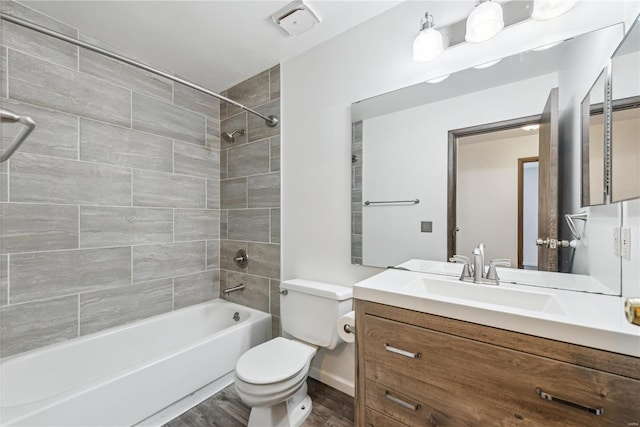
[235, 337, 316, 385]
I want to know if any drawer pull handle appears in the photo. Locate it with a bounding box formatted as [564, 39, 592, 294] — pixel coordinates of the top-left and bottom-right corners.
[385, 391, 421, 411]
[384, 343, 421, 359]
[536, 388, 603, 416]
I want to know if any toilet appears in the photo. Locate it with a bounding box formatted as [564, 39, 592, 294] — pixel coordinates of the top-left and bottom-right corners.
[234, 279, 353, 427]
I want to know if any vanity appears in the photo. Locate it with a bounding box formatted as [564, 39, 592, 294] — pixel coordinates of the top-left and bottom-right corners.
[353, 267, 640, 426]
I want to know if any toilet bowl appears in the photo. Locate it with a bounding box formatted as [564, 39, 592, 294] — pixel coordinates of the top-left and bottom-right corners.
[233, 280, 353, 427]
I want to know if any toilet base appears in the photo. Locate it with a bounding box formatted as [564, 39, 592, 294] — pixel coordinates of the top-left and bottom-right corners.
[247, 382, 312, 427]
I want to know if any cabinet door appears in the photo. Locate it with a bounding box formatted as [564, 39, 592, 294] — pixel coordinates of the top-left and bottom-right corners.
[363, 315, 640, 426]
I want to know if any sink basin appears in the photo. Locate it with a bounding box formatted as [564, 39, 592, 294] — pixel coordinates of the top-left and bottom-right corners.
[402, 277, 565, 315]
[398, 259, 463, 277]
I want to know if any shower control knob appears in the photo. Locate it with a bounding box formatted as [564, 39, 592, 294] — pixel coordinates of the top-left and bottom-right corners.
[234, 249, 248, 269]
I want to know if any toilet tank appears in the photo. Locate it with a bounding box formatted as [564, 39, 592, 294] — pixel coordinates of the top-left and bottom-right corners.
[280, 279, 353, 350]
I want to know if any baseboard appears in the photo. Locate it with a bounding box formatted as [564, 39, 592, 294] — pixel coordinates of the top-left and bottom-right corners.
[309, 366, 355, 397]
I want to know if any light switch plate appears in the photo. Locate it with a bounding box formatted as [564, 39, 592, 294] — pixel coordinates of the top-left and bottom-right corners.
[613, 227, 621, 257]
[421, 221, 433, 233]
[621, 227, 631, 259]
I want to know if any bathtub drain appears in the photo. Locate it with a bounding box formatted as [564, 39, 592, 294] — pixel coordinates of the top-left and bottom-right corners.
[233, 312, 240, 321]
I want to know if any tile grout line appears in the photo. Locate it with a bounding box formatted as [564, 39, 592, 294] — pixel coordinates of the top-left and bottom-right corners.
[7, 254, 10, 305]
[77, 294, 80, 337]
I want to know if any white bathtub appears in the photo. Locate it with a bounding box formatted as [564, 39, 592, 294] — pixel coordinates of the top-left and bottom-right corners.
[0, 299, 271, 426]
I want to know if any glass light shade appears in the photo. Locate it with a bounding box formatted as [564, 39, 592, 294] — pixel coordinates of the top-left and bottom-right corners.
[465, 1, 504, 43]
[532, 0, 579, 20]
[412, 28, 443, 62]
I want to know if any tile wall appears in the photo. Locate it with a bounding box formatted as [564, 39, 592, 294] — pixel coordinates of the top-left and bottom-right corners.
[218, 67, 281, 337]
[0, 1, 222, 357]
[351, 121, 363, 264]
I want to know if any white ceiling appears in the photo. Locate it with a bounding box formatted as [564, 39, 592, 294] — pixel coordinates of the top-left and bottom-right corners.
[22, 0, 404, 91]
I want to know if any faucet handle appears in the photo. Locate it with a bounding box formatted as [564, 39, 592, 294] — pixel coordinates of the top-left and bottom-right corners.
[486, 259, 511, 284]
[490, 258, 511, 266]
[449, 255, 470, 263]
[450, 255, 473, 279]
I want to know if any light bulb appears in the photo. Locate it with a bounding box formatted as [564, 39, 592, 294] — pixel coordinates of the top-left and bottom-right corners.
[413, 27, 444, 62]
[532, 0, 579, 20]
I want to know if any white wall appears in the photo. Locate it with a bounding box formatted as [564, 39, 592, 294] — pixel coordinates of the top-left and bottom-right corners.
[281, 1, 632, 395]
[523, 162, 539, 268]
[457, 134, 539, 265]
[361, 76, 553, 267]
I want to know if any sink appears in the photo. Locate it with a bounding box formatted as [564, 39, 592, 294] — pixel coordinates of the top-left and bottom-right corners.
[397, 259, 463, 277]
[402, 277, 565, 315]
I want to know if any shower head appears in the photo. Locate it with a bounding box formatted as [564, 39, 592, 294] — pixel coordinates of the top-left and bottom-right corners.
[222, 129, 245, 143]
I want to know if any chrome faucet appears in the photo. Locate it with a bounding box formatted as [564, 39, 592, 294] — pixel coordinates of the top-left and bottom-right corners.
[473, 248, 484, 283]
[450, 243, 511, 286]
[223, 283, 245, 299]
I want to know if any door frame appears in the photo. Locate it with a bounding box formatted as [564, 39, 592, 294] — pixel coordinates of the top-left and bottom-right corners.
[447, 115, 541, 260]
[517, 156, 539, 269]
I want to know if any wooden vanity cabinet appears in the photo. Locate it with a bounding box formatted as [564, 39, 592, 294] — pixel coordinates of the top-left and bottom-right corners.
[355, 300, 640, 427]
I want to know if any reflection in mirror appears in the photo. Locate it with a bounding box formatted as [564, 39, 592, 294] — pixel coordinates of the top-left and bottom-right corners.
[611, 17, 640, 202]
[351, 23, 626, 295]
[581, 69, 607, 207]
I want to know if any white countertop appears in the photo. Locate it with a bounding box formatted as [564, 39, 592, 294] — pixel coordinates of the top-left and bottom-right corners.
[353, 268, 640, 358]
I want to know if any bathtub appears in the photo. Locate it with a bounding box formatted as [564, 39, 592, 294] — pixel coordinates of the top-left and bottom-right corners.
[0, 299, 271, 426]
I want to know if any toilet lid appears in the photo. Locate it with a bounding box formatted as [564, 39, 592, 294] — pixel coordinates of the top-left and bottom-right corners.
[235, 337, 316, 385]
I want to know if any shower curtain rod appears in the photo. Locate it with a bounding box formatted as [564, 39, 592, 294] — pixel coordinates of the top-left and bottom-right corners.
[0, 13, 279, 128]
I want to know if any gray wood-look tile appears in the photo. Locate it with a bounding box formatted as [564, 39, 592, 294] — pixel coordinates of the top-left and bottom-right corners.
[0, 295, 78, 358]
[207, 179, 220, 210]
[1, 203, 79, 253]
[219, 90, 229, 121]
[1, 46, 7, 98]
[1, 8, 78, 69]
[219, 240, 247, 272]
[220, 112, 247, 149]
[270, 279, 280, 316]
[133, 169, 206, 208]
[247, 100, 280, 142]
[271, 208, 280, 244]
[271, 314, 281, 338]
[133, 241, 205, 282]
[80, 206, 173, 248]
[227, 209, 270, 242]
[80, 118, 173, 173]
[220, 150, 228, 180]
[79, 278, 173, 336]
[221, 177, 247, 209]
[206, 117, 221, 150]
[132, 93, 206, 146]
[79, 48, 173, 102]
[173, 82, 220, 118]
[351, 234, 362, 259]
[10, 153, 132, 205]
[270, 65, 280, 101]
[1, 254, 7, 306]
[173, 140, 219, 179]
[352, 211, 362, 235]
[174, 270, 219, 310]
[223, 271, 269, 312]
[8, 50, 131, 127]
[207, 240, 220, 270]
[174, 209, 220, 242]
[1, 98, 79, 160]
[352, 121, 363, 143]
[162, 377, 353, 427]
[353, 166, 362, 189]
[10, 247, 132, 303]
[226, 70, 270, 118]
[247, 242, 280, 280]
[220, 210, 228, 240]
[0, 173, 6, 202]
[248, 172, 280, 208]
[227, 139, 270, 178]
[270, 135, 280, 172]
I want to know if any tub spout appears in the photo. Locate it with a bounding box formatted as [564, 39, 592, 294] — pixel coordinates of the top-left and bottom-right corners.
[224, 284, 245, 299]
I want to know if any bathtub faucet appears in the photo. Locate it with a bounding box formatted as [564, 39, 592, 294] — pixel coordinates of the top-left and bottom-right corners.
[224, 284, 245, 299]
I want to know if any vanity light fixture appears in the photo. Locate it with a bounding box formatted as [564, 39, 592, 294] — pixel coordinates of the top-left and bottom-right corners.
[473, 58, 502, 69]
[532, 0, 579, 21]
[412, 12, 444, 62]
[426, 74, 451, 83]
[465, 0, 504, 43]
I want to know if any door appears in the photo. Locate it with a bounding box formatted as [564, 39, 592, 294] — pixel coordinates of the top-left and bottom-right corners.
[536, 88, 559, 271]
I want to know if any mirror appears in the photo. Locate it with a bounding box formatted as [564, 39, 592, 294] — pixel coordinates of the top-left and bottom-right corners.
[351, 24, 626, 295]
[581, 69, 607, 207]
[611, 18, 640, 202]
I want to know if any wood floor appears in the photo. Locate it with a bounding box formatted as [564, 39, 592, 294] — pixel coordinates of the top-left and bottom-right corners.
[163, 378, 354, 427]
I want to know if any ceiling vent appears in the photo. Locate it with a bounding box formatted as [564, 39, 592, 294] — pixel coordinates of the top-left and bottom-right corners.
[272, 1, 320, 37]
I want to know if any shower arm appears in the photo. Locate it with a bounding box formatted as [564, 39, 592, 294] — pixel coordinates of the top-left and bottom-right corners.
[0, 13, 279, 128]
[1, 109, 36, 162]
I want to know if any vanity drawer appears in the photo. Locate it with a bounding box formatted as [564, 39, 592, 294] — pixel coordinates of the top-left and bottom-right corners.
[364, 407, 407, 427]
[363, 314, 640, 426]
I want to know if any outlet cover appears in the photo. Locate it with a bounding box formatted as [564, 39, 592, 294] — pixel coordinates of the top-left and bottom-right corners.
[621, 227, 631, 260]
[421, 221, 433, 233]
[613, 227, 621, 257]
